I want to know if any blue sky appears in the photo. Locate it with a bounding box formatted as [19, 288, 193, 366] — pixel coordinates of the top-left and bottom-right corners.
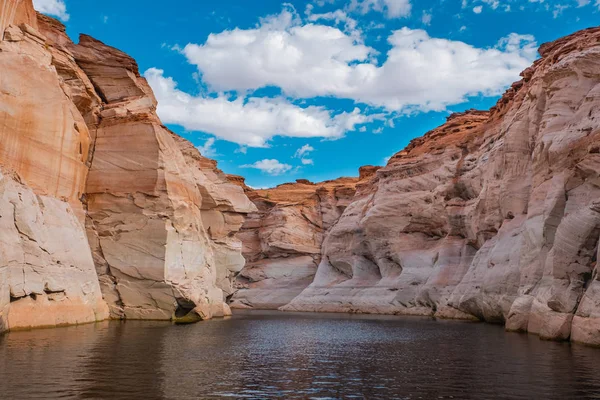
[34, 0, 599, 188]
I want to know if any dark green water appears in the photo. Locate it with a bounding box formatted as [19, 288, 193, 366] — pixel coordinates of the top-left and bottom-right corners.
[1, 310, 599, 399]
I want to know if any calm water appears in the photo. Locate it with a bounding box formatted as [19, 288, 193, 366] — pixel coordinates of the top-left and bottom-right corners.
[1, 311, 600, 399]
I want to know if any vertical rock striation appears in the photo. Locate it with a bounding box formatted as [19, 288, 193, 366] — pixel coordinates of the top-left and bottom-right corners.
[0, 4, 255, 331]
[173, 137, 257, 305]
[3, 2, 600, 348]
[0, 1, 108, 331]
[283, 27, 600, 346]
[231, 172, 377, 309]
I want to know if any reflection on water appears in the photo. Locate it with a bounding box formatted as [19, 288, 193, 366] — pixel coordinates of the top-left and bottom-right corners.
[1, 310, 600, 399]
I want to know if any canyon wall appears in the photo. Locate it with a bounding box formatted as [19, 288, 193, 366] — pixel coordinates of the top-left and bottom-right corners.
[282, 27, 600, 346]
[2, 1, 600, 348]
[0, 2, 254, 331]
[230, 173, 377, 309]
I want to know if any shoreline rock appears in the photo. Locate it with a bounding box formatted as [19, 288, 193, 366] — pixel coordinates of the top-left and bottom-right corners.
[0, 3, 255, 331]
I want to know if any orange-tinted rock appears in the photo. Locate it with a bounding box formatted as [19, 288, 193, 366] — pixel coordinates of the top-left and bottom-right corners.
[65, 33, 255, 322]
[1, 0, 37, 37]
[231, 175, 368, 309]
[0, 8, 108, 331]
[0, 9, 254, 330]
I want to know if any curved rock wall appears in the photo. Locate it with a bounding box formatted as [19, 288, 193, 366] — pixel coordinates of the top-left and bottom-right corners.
[3, 3, 600, 348]
[0, 6, 254, 331]
[0, 7, 108, 331]
[284, 28, 600, 346]
[231, 172, 377, 309]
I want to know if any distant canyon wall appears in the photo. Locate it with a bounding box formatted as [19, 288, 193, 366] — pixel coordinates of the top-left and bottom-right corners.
[0, 1, 255, 331]
[230, 170, 377, 309]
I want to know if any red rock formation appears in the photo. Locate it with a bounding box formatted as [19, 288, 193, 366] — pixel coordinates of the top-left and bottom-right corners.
[0, 4, 107, 331]
[0, 6, 255, 330]
[284, 27, 600, 347]
[231, 173, 378, 309]
[3, 3, 600, 349]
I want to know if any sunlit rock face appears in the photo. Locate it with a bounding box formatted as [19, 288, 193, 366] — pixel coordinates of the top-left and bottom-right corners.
[284, 27, 600, 346]
[173, 137, 257, 305]
[231, 172, 378, 309]
[0, 5, 255, 330]
[66, 32, 255, 322]
[0, 2, 108, 331]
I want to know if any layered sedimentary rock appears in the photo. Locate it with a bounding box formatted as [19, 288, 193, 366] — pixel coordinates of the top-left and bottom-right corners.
[3, 2, 600, 349]
[0, 1, 108, 331]
[285, 28, 600, 346]
[173, 139, 257, 301]
[231, 172, 377, 309]
[0, 3, 254, 330]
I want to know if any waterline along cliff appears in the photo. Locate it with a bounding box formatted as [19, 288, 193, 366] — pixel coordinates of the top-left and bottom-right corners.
[237, 27, 600, 347]
[230, 170, 377, 309]
[2, 1, 600, 348]
[0, 0, 256, 331]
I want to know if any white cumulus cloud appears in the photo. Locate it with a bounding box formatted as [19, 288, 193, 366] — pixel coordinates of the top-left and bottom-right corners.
[242, 159, 293, 175]
[294, 144, 315, 158]
[294, 144, 315, 165]
[32, 0, 69, 21]
[180, 9, 537, 113]
[182, 8, 374, 99]
[348, 0, 412, 18]
[197, 137, 217, 157]
[144, 68, 373, 148]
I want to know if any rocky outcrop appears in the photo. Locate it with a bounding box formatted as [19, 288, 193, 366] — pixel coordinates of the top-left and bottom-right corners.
[284, 27, 600, 346]
[173, 138, 257, 302]
[231, 172, 377, 309]
[0, 1, 108, 331]
[3, 2, 600, 349]
[0, 3, 254, 331]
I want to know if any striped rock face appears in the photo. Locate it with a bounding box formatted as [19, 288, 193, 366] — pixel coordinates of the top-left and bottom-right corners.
[0, 5, 255, 331]
[0, 1, 107, 331]
[230, 171, 377, 310]
[282, 28, 600, 346]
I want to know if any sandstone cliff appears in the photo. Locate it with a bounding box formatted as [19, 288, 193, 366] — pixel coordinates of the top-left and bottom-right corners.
[230, 171, 378, 309]
[0, 1, 254, 330]
[284, 27, 600, 346]
[3, 1, 600, 349]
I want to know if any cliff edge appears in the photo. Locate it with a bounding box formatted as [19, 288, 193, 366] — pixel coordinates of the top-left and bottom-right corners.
[0, 1, 255, 330]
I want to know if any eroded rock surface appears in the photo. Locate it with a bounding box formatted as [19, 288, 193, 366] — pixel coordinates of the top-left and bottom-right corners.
[0, 4, 254, 330]
[173, 137, 257, 302]
[284, 28, 600, 346]
[231, 172, 377, 309]
[0, 2, 108, 331]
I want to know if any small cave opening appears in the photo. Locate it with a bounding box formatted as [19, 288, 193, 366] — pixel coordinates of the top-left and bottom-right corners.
[175, 298, 196, 318]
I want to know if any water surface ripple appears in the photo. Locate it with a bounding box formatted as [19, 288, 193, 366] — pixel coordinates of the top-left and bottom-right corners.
[1, 310, 599, 399]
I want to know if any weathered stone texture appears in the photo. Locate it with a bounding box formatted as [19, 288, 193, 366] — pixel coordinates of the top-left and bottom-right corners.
[232, 174, 376, 309]
[284, 28, 600, 346]
[0, 5, 254, 330]
[0, 8, 108, 331]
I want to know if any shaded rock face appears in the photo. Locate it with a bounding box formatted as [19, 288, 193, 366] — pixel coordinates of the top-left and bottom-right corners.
[231, 175, 376, 309]
[0, 5, 254, 330]
[173, 138, 257, 303]
[285, 28, 600, 346]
